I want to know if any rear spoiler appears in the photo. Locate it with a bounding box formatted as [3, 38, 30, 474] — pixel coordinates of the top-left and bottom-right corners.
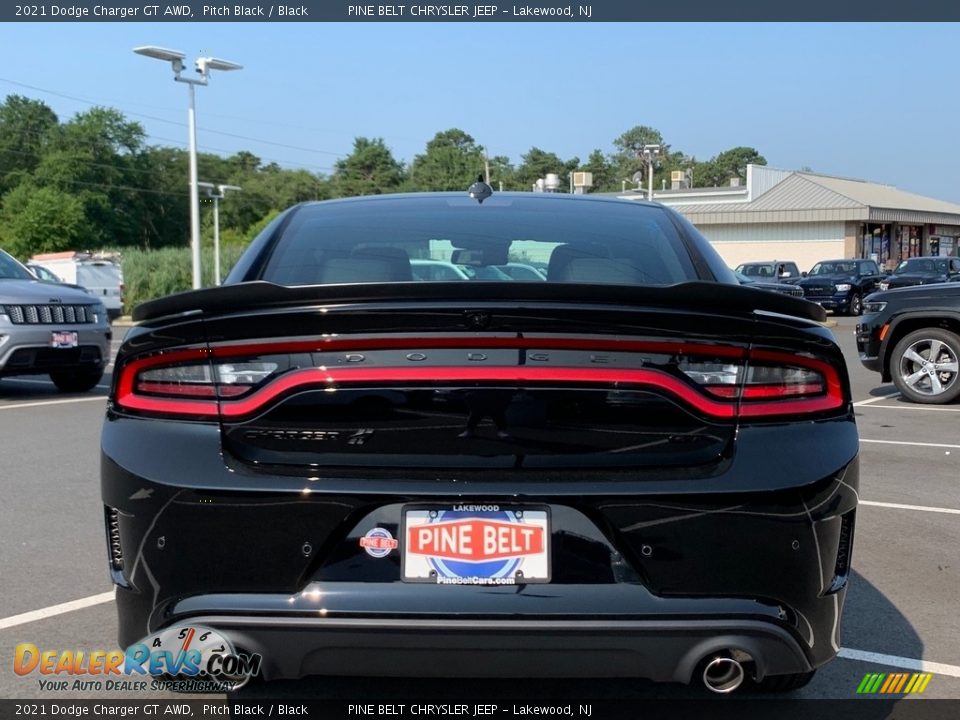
[133, 280, 827, 324]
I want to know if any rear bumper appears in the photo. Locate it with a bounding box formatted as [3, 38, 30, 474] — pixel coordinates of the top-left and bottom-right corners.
[135, 610, 813, 682]
[0, 323, 110, 375]
[103, 416, 858, 684]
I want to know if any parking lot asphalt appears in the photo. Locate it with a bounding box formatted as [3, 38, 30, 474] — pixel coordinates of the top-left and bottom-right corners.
[1, 317, 958, 703]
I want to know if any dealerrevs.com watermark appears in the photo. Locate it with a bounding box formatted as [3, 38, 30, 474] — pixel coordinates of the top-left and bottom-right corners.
[14, 625, 262, 693]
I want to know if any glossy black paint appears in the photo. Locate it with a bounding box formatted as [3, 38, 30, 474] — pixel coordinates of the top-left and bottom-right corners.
[102, 192, 857, 686]
[880, 256, 960, 290]
[857, 283, 960, 380]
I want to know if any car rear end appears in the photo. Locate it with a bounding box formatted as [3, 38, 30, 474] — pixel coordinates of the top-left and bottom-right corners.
[77, 261, 124, 320]
[102, 194, 858, 690]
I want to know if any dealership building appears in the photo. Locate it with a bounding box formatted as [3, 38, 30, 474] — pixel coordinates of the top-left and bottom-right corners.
[606, 164, 960, 271]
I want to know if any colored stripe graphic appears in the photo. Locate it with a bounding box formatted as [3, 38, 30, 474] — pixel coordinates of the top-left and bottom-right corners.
[857, 672, 932, 694]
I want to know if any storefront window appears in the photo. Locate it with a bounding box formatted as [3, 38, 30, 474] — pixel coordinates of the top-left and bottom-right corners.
[896, 225, 921, 262]
[860, 223, 892, 266]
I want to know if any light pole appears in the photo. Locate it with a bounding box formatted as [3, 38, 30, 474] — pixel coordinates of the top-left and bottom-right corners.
[639, 144, 661, 202]
[198, 182, 241, 286]
[133, 46, 242, 289]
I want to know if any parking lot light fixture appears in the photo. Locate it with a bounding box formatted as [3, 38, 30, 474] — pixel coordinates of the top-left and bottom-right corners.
[199, 182, 242, 286]
[639, 144, 661, 203]
[133, 46, 243, 290]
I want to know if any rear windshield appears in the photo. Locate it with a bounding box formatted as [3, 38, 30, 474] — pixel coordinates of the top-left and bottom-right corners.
[260, 196, 698, 287]
[77, 263, 122, 286]
[895, 258, 946, 274]
[736, 263, 775, 277]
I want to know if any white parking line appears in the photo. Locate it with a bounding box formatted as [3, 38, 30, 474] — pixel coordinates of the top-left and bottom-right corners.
[861, 438, 960, 450]
[860, 500, 960, 516]
[854, 393, 900, 406]
[839, 648, 960, 678]
[0, 396, 106, 411]
[857, 403, 960, 413]
[0, 591, 114, 631]
[1, 377, 111, 389]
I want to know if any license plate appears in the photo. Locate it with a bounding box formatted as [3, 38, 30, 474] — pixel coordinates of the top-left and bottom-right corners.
[402, 505, 550, 585]
[51, 331, 79, 349]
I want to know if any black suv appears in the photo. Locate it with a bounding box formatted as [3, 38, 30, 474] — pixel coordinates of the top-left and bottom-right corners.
[857, 283, 960, 403]
[798, 259, 883, 316]
[878, 256, 960, 291]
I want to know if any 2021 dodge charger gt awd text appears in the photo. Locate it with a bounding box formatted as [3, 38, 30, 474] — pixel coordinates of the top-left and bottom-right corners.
[102, 189, 859, 693]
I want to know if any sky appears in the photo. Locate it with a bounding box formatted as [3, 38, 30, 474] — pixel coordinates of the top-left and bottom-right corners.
[1, 22, 959, 200]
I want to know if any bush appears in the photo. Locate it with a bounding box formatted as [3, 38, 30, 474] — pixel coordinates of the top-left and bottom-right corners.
[121, 245, 247, 313]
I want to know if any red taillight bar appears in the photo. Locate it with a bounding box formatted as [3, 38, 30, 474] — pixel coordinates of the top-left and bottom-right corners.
[114, 340, 846, 420]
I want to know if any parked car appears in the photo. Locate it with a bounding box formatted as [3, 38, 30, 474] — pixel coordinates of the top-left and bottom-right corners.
[732, 269, 804, 298]
[878, 256, 960, 291]
[29, 251, 124, 319]
[797, 258, 883, 316]
[734, 260, 802, 284]
[496, 262, 547, 281]
[103, 189, 857, 693]
[411, 258, 513, 282]
[26, 263, 62, 283]
[410, 259, 471, 281]
[857, 283, 960, 403]
[0, 248, 111, 392]
[26, 262, 95, 295]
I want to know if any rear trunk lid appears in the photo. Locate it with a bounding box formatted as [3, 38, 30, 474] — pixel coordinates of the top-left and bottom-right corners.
[130, 282, 835, 476]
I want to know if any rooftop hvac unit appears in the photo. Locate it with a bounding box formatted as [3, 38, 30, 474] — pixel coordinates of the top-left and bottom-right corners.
[544, 173, 561, 191]
[573, 171, 594, 188]
[670, 170, 693, 190]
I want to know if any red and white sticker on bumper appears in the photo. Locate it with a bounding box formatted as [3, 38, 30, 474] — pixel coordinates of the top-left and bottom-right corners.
[402, 505, 550, 584]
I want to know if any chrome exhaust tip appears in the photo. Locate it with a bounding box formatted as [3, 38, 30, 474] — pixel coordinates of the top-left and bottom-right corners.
[702, 655, 746, 694]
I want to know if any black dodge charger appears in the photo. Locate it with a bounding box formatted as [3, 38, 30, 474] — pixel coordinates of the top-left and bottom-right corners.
[102, 190, 858, 693]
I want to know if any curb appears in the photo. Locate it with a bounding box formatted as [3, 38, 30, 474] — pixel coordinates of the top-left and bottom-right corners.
[112, 316, 137, 328]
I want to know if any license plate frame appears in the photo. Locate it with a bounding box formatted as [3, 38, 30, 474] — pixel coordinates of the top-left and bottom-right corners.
[401, 504, 550, 585]
[50, 331, 79, 349]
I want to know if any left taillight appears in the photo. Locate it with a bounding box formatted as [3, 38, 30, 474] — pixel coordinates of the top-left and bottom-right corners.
[115, 349, 279, 417]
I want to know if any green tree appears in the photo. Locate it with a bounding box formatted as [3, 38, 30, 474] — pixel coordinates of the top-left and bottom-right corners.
[512, 148, 579, 192]
[0, 95, 59, 195]
[332, 137, 405, 196]
[2, 184, 86, 257]
[694, 146, 766, 187]
[486, 155, 515, 192]
[581, 149, 616, 192]
[31, 107, 148, 248]
[611, 125, 668, 185]
[409, 129, 486, 191]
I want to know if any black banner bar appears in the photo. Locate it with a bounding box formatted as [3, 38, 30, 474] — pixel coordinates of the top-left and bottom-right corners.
[1, 0, 959, 22]
[2, 700, 960, 720]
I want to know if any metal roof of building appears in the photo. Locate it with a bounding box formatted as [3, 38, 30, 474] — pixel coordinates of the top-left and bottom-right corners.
[632, 168, 960, 225]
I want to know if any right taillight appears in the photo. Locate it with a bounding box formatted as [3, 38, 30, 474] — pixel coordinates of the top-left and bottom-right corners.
[681, 348, 844, 419]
